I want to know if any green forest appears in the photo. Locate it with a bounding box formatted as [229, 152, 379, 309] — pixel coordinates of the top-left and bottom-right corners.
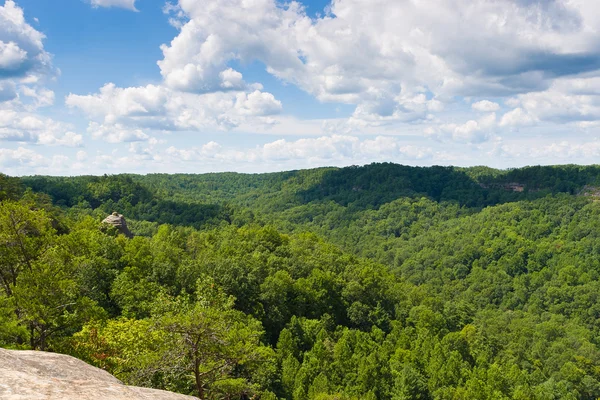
[3, 163, 600, 399]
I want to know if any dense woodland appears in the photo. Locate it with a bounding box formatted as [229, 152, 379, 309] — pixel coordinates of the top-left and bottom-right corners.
[3, 163, 600, 399]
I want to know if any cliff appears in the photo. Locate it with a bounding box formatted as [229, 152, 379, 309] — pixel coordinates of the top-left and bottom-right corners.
[0, 348, 197, 400]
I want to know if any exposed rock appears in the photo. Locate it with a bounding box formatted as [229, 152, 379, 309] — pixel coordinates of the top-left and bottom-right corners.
[102, 212, 133, 238]
[580, 185, 600, 198]
[0, 348, 197, 400]
[504, 182, 525, 192]
[478, 182, 526, 192]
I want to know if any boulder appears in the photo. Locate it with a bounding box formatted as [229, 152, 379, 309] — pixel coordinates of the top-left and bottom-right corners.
[102, 212, 133, 238]
[0, 348, 197, 400]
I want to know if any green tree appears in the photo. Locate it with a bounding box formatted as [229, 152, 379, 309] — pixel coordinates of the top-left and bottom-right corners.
[148, 278, 275, 399]
[0, 201, 54, 297]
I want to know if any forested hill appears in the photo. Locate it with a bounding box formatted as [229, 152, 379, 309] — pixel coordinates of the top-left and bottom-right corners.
[20, 162, 600, 212]
[3, 163, 600, 399]
[18, 163, 600, 251]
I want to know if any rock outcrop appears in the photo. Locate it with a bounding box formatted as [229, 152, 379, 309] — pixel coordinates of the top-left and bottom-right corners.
[478, 182, 526, 192]
[102, 212, 133, 238]
[0, 348, 197, 400]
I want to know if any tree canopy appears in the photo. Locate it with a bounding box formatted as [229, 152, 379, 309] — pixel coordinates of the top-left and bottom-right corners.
[4, 163, 600, 399]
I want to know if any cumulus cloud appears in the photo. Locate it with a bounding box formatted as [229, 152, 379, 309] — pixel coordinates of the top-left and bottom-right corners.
[499, 108, 537, 127]
[156, 0, 600, 125]
[0, 1, 54, 80]
[0, 146, 46, 167]
[0, 109, 82, 146]
[165, 135, 434, 166]
[0, 1, 79, 151]
[0, 41, 27, 71]
[491, 138, 600, 163]
[234, 91, 282, 116]
[66, 83, 283, 141]
[0, 146, 73, 174]
[530, 141, 600, 159]
[76, 150, 87, 162]
[62, 0, 600, 153]
[427, 113, 497, 144]
[20, 86, 54, 108]
[505, 76, 600, 124]
[87, 122, 149, 143]
[66, 84, 170, 126]
[472, 100, 500, 112]
[88, 0, 138, 11]
[45, 0, 600, 169]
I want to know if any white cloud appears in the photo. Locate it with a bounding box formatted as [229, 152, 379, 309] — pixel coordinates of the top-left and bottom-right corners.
[20, 86, 54, 108]
[165, 134, 435, 166]
[88, 0, 138, 11]
[506, 76, 600, 124]
[428, 113, 497, 144]
[0, 146, 47, 168]
[0, 1, 53, 80]
[87, 122, 149, 143]
[261, 136, 358, 161]
[66, 84, 170, 126]
[32, 0, 600, 172]
[472, 100, 500, 112]
[0, 146, 72, 172]
[499, 108, 537, 127]
[157, 0, 600, 126]
[128, 137, 166, 161]
[62, 0, 600, 156]
[0, 1, 78, 152]
[38, 130, 83, 147]
[0, 41, 27, 70]
[530, 141, 600, 159]
[0, 109, 82, 146]
[66, 83, 283, 140]
[234, 90, 282, 116]
[219, 68, 245, 90]
[76, 150, 87, 162]
[165, 140, 223, 161]
[492, 139, 600, 162]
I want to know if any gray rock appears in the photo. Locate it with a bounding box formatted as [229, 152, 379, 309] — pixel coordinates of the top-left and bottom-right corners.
[0, 348, 197, 400]
[102, 212, 133, 238]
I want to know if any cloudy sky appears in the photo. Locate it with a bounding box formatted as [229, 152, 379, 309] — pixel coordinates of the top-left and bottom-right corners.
[2, 0, 600, 175]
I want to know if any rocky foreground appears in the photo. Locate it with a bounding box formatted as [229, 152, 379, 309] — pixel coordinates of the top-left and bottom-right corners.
[0, 348, 197, 400]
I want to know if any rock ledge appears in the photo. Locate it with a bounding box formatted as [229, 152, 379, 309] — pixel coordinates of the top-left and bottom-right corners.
[0, 348, 197, 400]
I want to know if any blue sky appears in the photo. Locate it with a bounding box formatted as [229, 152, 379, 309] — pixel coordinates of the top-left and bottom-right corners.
[1, 0, 600, 175]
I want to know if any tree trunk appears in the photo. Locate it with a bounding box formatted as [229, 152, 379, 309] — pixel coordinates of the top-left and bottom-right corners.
[39, 327, 46, 351]
[29, 325, 35, 349]
[194, 357, 205, 400]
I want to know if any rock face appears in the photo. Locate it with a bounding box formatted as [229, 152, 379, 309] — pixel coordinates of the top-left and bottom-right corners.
[0, 348, 197, 400]
[102, 212, 133, 238]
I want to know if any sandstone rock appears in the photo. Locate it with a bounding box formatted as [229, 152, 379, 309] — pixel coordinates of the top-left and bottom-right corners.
[102, 212, 133, 238]
[0, 348, 197, 400]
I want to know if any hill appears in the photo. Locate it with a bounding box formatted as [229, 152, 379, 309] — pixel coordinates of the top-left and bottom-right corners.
[2, 163, 600, 399]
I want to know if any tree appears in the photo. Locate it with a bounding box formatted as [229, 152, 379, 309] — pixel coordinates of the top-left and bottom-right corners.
[147, 278, 275, 399]
[0, 201, 54, 297]
[0, 174, 22, 201]
[12, 241, 105, 350]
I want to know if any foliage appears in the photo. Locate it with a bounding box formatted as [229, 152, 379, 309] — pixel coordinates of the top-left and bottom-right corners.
[4, 163, 600, 398]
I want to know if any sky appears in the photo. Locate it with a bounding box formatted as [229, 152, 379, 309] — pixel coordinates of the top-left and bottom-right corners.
[2, 0, 600, 176]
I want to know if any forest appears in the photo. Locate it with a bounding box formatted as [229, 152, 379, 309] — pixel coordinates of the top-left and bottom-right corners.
[3, 163, 600, 399]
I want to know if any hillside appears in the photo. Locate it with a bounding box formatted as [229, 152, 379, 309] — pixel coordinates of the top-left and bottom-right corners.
[2, 163, 600, 399]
